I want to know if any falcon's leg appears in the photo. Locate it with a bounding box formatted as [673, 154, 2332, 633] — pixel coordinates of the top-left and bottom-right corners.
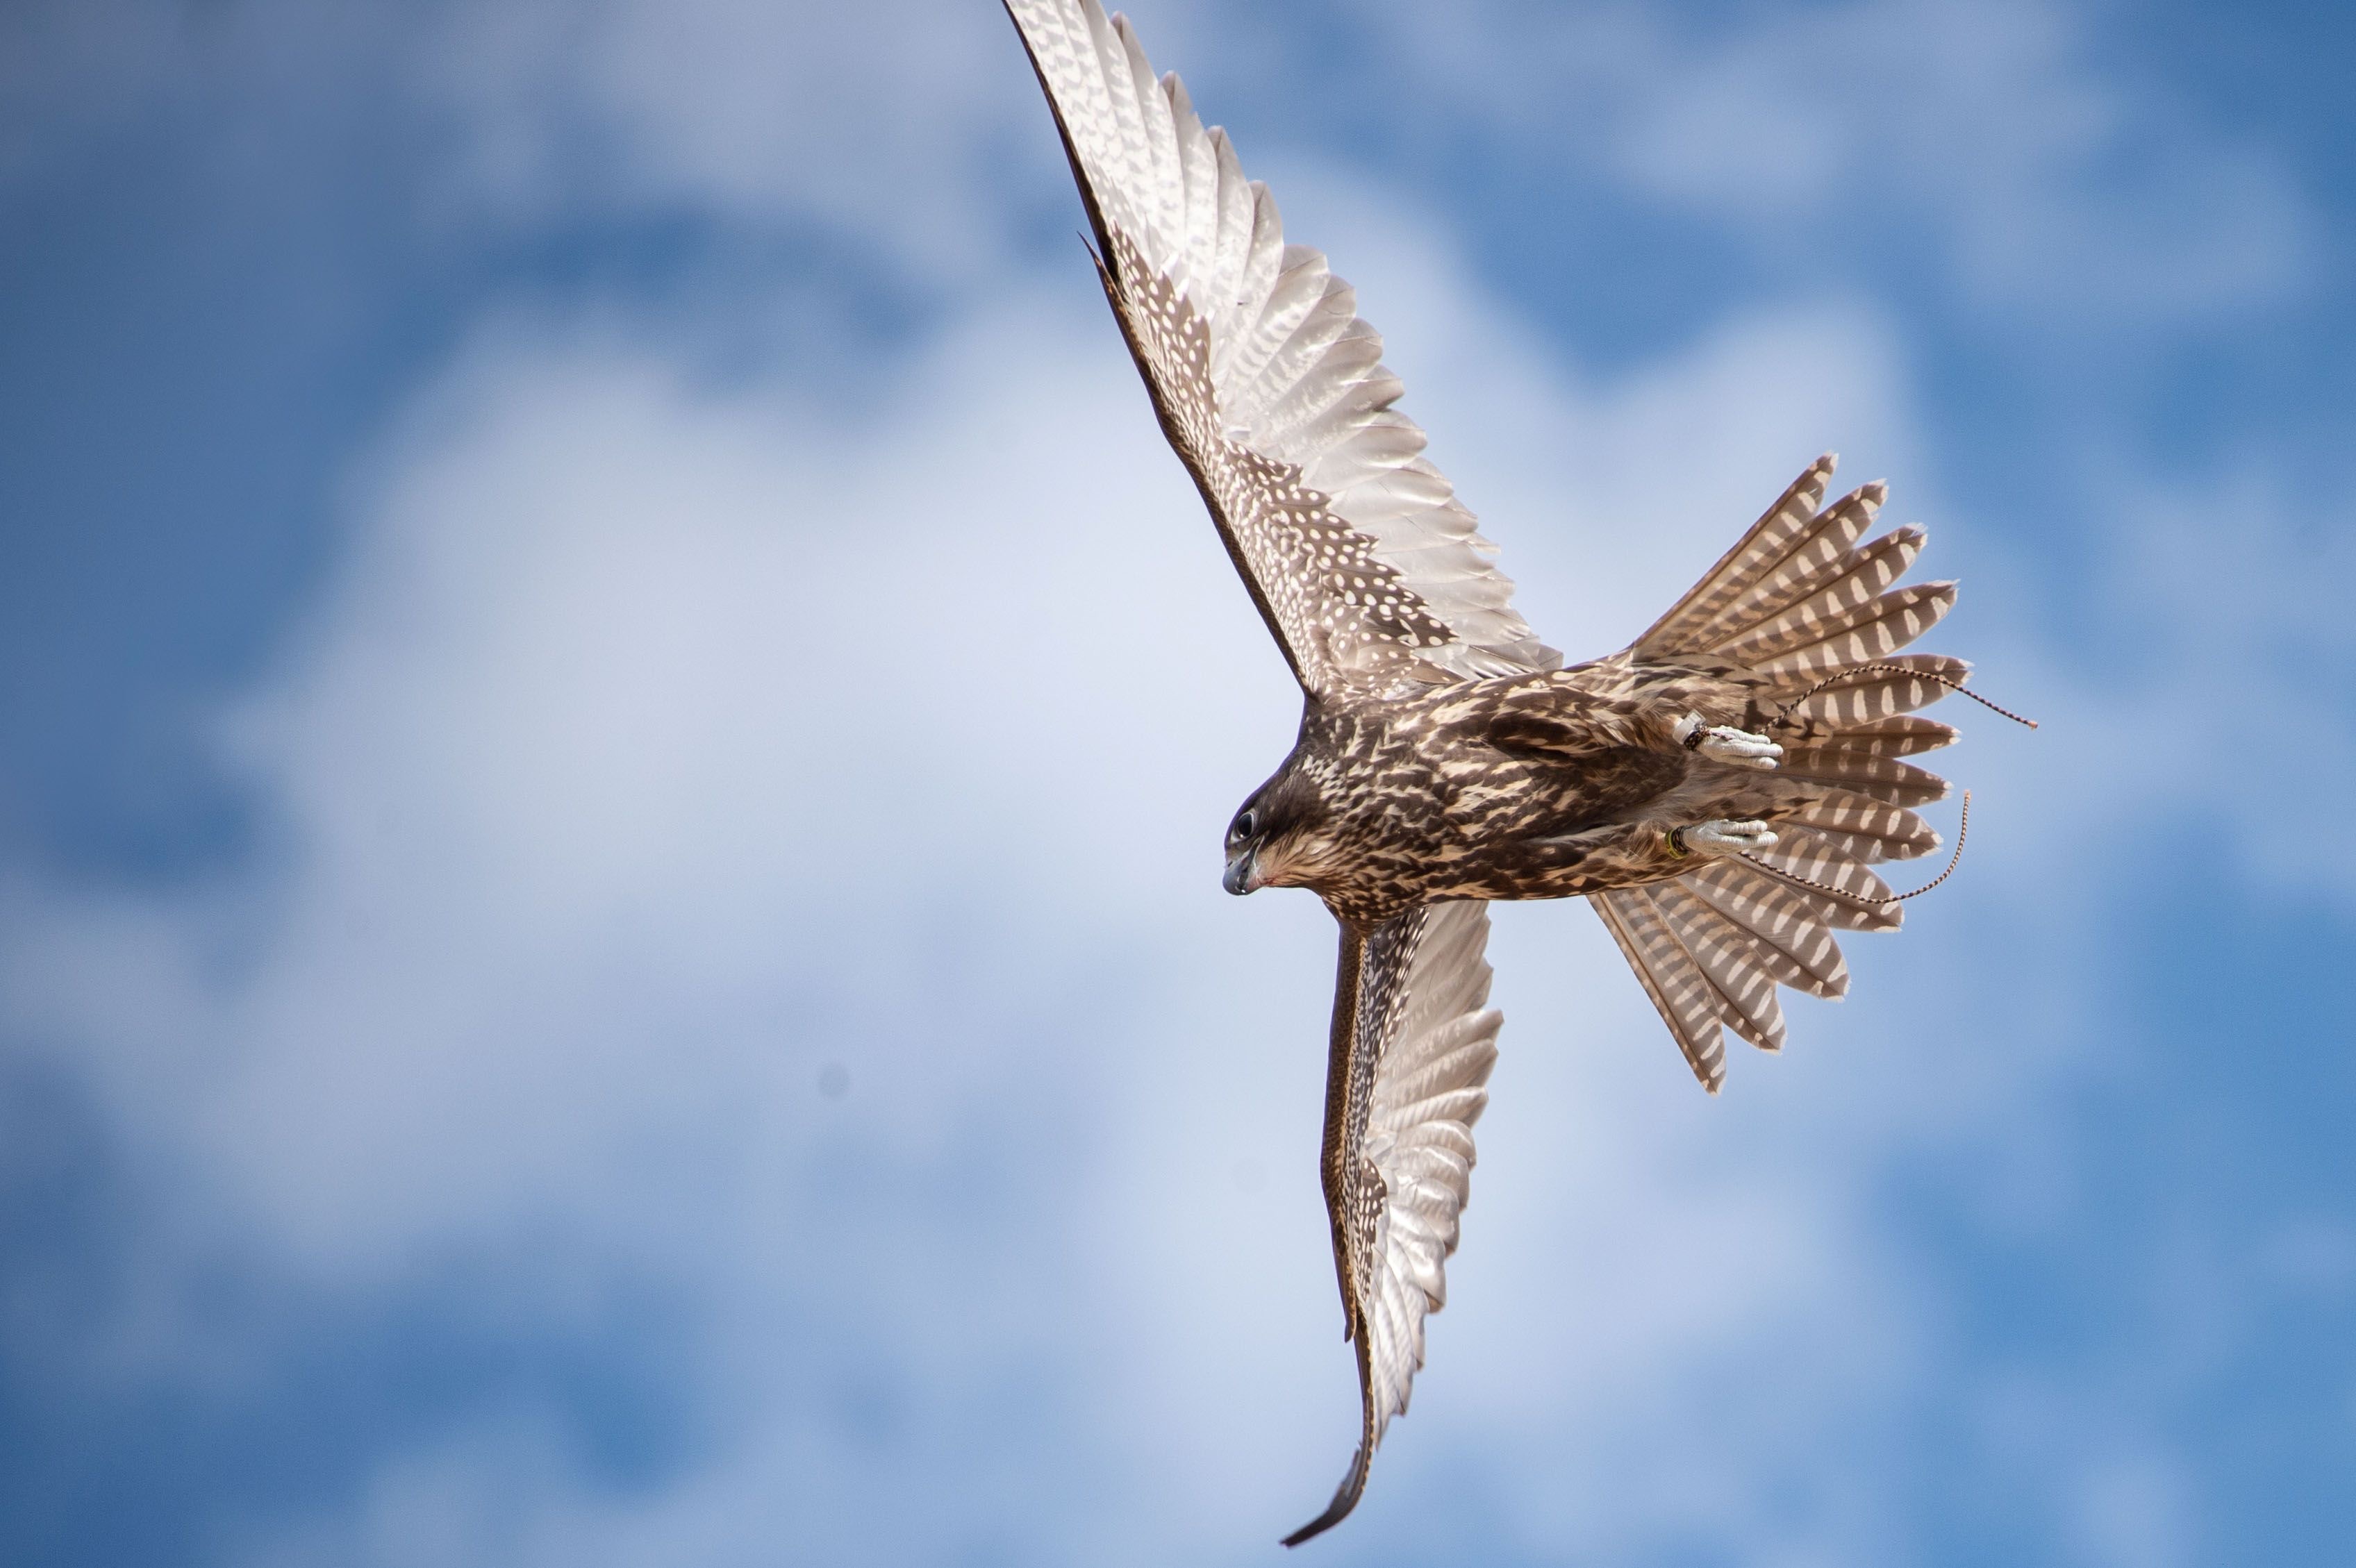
[1668, 819, 1779, 857]
[1673, 712, 1782, 771]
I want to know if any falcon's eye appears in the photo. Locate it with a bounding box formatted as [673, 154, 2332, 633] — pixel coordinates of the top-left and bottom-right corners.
[1231, 809, 1257, 842]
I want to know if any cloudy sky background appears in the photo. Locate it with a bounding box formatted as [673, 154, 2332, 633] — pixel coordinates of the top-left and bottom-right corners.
[3, 0, 2353, 1562]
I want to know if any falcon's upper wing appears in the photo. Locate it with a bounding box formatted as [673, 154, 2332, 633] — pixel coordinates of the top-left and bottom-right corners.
[1006, 0, 1559, 699]
[1291, 901, 1502, 1545]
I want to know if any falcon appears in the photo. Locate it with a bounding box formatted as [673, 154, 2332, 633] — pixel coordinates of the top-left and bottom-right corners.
[1007, 0, 1993, 1544]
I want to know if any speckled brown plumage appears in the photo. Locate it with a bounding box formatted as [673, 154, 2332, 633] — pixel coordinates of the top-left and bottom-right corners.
[1007, 0, 1984, 1546]
[1234, 656, 1825, 928]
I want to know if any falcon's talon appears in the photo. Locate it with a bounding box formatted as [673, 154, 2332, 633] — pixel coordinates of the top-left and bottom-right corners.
[1695, 723, 1782, 771]
[1673, 712, 1780, 768]
[1679, 819, 1780, 855]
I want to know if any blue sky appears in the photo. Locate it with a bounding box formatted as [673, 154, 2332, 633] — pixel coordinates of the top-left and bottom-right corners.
[3, 0, 2353, 1562]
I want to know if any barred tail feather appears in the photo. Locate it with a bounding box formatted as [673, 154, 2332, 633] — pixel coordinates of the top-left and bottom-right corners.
[1712, 525, 1926, 655]
[1788, 787, 1940, 864]
[1739, 581, 1958, 682]
[1636, 456, 1836, 651]
[1594, 847, 1895, 1090]
[1793, 715, 1957, 760]
[1777, 653, 1973, 732]
[1753, 833, 1900, 925]
[1775, 748, 1952, 808]
[1599, 454, 1979, 1092]
[1682, 862, 1850, 998]
[1650, 881, 1818, 1012]
[1593, 889, 1727, 1092]
[1672, 485, 1883, 654]
[1632, 885, 1789, 1053]
[1596, 878, 1793, 1083]
[1635, 455, 1966, 750]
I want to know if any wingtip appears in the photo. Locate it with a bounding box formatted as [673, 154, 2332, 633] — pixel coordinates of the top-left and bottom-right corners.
[1280, 1441, 1372, 1548]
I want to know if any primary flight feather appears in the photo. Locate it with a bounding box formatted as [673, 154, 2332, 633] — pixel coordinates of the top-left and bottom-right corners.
[1004, 0, 1976, 1542]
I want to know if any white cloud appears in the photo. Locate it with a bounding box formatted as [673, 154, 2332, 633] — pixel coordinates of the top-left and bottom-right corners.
[1298, 0, 2310, 319]
[419, 0, 1028, 279]
[1628, 0, 2305, 316]
[2089, 458, 2356, 889]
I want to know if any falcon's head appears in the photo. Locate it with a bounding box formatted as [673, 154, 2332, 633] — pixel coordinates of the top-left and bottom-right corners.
[1222, 770, 1332, 896]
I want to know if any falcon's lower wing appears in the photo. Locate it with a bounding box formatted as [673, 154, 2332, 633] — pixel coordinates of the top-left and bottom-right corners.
[1289, 901, 1502, 1546]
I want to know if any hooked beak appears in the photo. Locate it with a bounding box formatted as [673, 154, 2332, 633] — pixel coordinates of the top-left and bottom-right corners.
[1222, 845, 1259, 896]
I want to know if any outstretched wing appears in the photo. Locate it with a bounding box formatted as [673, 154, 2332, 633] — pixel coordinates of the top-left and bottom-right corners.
[1006, 0, 1558, 699]
[1290, 901, 1502, 1546]
[1598, 456, 1961, 1091]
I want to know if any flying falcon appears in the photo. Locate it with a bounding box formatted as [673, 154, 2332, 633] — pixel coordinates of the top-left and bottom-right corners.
[1007, 0, 1992, 1544]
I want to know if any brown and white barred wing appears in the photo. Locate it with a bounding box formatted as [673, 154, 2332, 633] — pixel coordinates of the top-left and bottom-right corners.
[1006, 0, 1558, 698]
[1601, 456, 1966, 1091]
[1291, 901, 1501, 1545]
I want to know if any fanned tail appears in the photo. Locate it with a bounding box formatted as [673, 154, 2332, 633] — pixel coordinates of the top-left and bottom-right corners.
[1600, 456, 1969, 1091]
